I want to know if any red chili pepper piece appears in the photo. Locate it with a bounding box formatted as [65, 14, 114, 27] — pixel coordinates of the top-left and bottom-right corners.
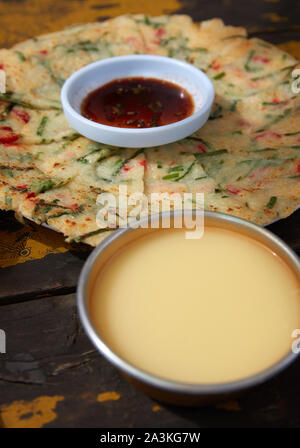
[197, 143, 207, 153]
[254, 131, 282, 140]
[26, 192, 36, 199]
[13, 109, 30, 123]
[253, 55, 270, 63]
[155, 28, 165, 38]
[0, 126, 19, 144]
[211, 62, 220, 70]
[226, 185, 241, 195]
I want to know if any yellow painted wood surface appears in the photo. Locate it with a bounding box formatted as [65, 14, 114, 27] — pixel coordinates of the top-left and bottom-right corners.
[97, 391, 121, 402]
[0, 220, 70, 268]
[0, 0, 182, 48]
[0, 395, 64, 428]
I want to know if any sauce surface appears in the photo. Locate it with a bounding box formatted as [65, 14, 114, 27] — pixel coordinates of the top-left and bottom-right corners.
[81, 77, 194, 128]
[90, 227, 300, 384]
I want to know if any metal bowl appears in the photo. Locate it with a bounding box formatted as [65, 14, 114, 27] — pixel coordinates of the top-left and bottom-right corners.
[77, 211, 300, 406]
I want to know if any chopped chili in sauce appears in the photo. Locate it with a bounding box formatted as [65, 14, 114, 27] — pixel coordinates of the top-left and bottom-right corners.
[81, 77, 194, 128]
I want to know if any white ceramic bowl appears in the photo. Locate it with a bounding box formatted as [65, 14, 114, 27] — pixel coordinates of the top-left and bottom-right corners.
[61, 55, 214, 148]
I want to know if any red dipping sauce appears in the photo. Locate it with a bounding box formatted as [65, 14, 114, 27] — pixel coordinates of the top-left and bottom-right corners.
[81, 77, 194, 128]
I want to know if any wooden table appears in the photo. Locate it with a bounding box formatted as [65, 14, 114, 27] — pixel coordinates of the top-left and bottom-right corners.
[0, 0, 300, 428]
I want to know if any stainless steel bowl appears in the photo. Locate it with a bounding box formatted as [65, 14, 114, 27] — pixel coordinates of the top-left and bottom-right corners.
[77, 211, 300, 406]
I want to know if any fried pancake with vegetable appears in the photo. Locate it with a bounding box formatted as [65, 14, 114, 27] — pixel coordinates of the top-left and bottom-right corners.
[0, 15, 299, 245]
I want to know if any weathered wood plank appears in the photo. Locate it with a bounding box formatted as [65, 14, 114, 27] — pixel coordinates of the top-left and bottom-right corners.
[251, 29, 300, 46]
[0, 211, 91, 303]
[0, 0, 300, 49]
[178, 0, 300, 33]
[0, 293, 300, 428]
[0, 251, 84, 303]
